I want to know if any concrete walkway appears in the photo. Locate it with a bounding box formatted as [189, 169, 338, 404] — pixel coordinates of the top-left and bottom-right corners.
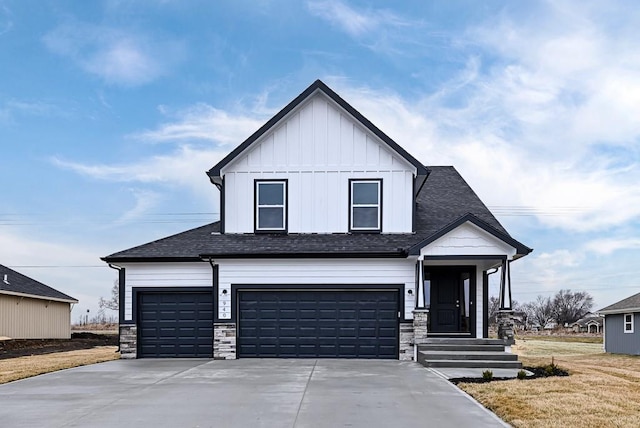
[0, 359, 508, 428]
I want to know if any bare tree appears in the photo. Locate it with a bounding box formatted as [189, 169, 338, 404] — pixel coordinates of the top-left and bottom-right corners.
[488, 296, 521, 326]
[523, 296, 555, 329]
[488, 296, 500, 326]
[99, 280, 119, 311]
[552, 289, 594, 326]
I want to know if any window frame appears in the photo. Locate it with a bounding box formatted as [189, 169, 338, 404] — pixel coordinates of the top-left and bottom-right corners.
[624, 313, 634, 333]
[349, 179, 382, 233]
[254, 179, 287, 233]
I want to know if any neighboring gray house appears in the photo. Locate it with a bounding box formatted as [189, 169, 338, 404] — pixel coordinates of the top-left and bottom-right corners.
[599, 292, 640, 355]
[103, 80, 532, 360]
[570, 312, 603, 333]
[0, 264, 78, 339]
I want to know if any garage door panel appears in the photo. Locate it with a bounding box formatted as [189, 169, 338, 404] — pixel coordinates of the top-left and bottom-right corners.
[138, 291, 213, 358]
[238, 289, 398, 359]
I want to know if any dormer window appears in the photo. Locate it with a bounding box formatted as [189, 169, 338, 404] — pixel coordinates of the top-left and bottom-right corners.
[255, 180, 287, 232]
[350, 179, 382, 232]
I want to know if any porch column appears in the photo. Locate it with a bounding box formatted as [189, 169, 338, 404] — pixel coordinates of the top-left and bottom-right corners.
[413, 258, 428, 361]
[497, 259, 515, 346]
[498, 259, 512, 310]
[416, 259, 425, 309]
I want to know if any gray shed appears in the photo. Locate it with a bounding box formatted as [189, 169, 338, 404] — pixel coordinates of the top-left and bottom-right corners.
[598, 292, 640, 355]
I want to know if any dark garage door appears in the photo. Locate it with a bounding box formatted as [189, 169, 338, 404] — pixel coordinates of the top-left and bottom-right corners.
[138, 290, 213, 358]
[238, 289, 399, 359]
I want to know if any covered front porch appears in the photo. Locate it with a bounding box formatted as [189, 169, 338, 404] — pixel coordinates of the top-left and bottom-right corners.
[407, 214, 532, 348]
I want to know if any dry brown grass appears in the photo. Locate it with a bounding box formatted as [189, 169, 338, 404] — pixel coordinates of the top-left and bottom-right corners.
[459, 340, 640, 427]
[0, 346, 119, 384]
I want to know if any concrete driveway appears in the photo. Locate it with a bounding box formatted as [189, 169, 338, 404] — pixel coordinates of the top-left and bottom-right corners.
[0, 359, 507, 428]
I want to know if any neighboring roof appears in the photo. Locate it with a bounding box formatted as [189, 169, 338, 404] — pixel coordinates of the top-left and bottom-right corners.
[207, 79, 430, 181]
[103, 166, 532, 262]
[0, 264, 78, 303]
[598, 292, 640, 315]
[571, 314, 603, 327]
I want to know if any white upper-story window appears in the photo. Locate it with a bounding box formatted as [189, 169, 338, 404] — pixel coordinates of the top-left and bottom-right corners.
[255, 180, 287, 232]
[624, 313, 634, 333]
[350, 179, 382, 232]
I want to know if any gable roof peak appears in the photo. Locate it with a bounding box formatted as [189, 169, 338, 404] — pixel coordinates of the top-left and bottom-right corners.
[206, 79, 429, 182]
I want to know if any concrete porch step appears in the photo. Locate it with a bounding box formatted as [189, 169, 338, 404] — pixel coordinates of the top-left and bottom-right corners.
[418, 344, 506, 352]
[418, 355, 523, 369]
[421, 351, 518, 361]
[422, 338, 506, 346]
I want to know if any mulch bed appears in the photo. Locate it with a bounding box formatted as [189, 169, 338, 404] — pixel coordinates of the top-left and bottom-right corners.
[450, 365, 569, 384]
[0, 333, 118, 359]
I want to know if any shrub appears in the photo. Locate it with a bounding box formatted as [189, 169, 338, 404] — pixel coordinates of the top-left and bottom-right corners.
[482, 370, 494, 381]
[517, 369, 527, 380]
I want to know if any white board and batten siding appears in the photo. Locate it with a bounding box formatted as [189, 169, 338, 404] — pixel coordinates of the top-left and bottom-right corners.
[122, 259, 417, 322]
[420, 223, 517, 259]
[221, 93, 416, 234]
[122, 263, 211, 321]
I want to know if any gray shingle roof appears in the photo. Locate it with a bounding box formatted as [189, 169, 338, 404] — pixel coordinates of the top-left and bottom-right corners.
[0, 264, 77, 302]
[103, 166, 531, 262]
[599, 292, 640, 314]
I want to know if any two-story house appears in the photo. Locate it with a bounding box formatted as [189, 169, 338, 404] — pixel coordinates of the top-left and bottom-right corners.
[103, 80, 531, 360]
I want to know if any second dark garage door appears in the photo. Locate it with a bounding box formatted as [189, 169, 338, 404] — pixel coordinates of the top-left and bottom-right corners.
[237, 289, 399, 359]
[138, 290, 213, 358]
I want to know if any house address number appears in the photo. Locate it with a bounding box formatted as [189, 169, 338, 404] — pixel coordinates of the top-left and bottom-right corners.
[219, 284, 231, 319]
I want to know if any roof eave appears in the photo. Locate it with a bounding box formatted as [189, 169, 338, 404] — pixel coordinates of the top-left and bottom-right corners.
[598, 307, 640, 315]
[101, 256, 204, 264]
[0, 289, 78, 304]
[198, 251, 408, 259]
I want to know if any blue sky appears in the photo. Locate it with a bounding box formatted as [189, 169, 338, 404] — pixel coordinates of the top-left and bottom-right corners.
[1, 0, 639, 322]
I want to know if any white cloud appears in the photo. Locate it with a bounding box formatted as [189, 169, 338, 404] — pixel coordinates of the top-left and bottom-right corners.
[0, 99, 71, 123]
[318, 1, 640, 233]
[43, 22, 184, 86]
[308, 0, 380, 37]
[307, 0, 424, 56]
[130, 103, 265, 146]
[115, 188, 162, 224]
[584, 238, 640, 255]
[51, 144, 227, 201]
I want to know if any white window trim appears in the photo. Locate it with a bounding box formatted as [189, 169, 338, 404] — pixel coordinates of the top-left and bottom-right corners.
[255, 180, 287, 232]
[350, 179, 381, 231]
[624, 313, 634, 333]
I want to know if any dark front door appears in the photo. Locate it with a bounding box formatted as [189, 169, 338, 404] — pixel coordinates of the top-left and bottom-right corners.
[237, 289, 399, 359]
[427, 268, 474, 335]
